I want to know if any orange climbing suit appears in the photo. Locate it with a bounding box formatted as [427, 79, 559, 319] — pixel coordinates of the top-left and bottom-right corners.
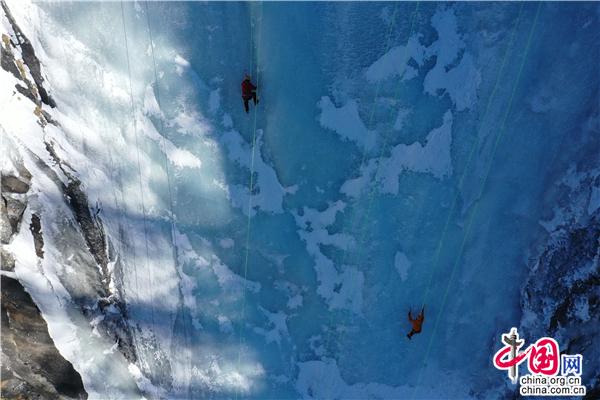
[407, 308, 424, 339]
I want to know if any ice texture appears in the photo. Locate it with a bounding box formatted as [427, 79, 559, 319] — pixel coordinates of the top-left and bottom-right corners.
[1, 1, 599, 399]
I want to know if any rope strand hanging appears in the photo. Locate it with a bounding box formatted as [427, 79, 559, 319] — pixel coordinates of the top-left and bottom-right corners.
[411, 5, 542, 398]
[317, 3, 421, 397]
[120, 0, 157, 344]
[143, 2, 195, 399]
[235, 4, 263, 399]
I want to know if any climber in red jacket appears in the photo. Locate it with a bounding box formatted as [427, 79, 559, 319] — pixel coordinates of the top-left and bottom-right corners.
[407, 306, 424, 340]
[241, 74, 258, 114]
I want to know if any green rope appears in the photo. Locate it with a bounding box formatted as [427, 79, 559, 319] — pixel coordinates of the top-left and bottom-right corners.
[236, 4, 263, 399]
[418, 3, 525, 311]
[411, 4, 542, 398]
[320, 3, 420, 397]
[119, 0, 149, 318]
[143, 2, 196, 398]
[119, 7, 158, 398]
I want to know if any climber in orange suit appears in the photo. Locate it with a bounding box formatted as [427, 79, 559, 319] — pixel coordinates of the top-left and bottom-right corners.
[407, 306, 424, 340]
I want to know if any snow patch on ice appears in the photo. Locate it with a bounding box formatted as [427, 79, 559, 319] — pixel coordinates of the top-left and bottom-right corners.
[365, 35, 425, 83]
[171, 108, 211, 139]
[143, 84, 163, 118]
[423, 8, 480, 111]
[275, 280, 304, 310]
[287, 294, 303, 310]
[377, 110, 454, 193]
[317, 96, 376, 151]
[363, 8, 480, 111]
[340, 161, 377, 199]
[212, 257, 261, 294]
[394, 251, 411, 282]
[217, 315, 233, 334]
[220, 129, 286, 215]
[254, 307, 289, 346]
[293, 202, 363, 313]
[174, 54, 191, 75]
[342, 110, 453, 198]
[219, 238, 235, 249]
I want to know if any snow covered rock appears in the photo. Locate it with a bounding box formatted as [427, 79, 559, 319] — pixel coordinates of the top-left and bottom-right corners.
[1, 275, 88, 400]
[1, 1, 140, 397]
[520, 211, 599, 397]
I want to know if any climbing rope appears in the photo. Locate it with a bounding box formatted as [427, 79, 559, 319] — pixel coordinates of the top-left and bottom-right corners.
[357, 3, 525, 342]
[114, 1, 142, 310]
[344, 0, 521, 342]
[143, 2, 178, 257]
[411, 4, 542, 398]
[143, 2, 195, 399]
[319, 3, 420, 397]
[358, 3, 526, 341]
[417, 3, 525, 312]
[120, 0, 157, 346]
[235, 4, 263, 399]
[339, 1, 421, 309]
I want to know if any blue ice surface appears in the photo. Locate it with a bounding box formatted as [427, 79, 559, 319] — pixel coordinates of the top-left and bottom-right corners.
[46, 1, 599, 398]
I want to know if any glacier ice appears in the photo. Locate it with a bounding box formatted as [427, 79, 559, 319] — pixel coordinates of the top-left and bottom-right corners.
[1, 1, 599, 399]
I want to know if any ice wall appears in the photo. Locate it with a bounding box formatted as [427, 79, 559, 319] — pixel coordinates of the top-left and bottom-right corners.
[1, 1, 598, 399]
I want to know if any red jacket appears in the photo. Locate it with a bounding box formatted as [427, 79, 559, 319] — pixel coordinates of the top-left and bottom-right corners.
[241, 79, 256, 98]
[409, 310, 424, 333]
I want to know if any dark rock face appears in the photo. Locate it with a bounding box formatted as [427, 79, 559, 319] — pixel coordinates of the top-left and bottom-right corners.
[16, 81, 38, 103]
[0, 0, 56, 108]
[520, 210, 600, 399]
[1, 174, 30, 194]
[1, 172, 31, 244]
[0, 163, 30, 271]
[44, 141, 110, 296]
[1, 0, 138, 376]
[1, 275, 88, 400]
[0, 34, 20, 79]
[1, 193, 27, 242]
[1, 1, 142, 395]
[1, 249, 15, 272]
[0, 158, 87, 398]
[29, 213, 44, 258]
